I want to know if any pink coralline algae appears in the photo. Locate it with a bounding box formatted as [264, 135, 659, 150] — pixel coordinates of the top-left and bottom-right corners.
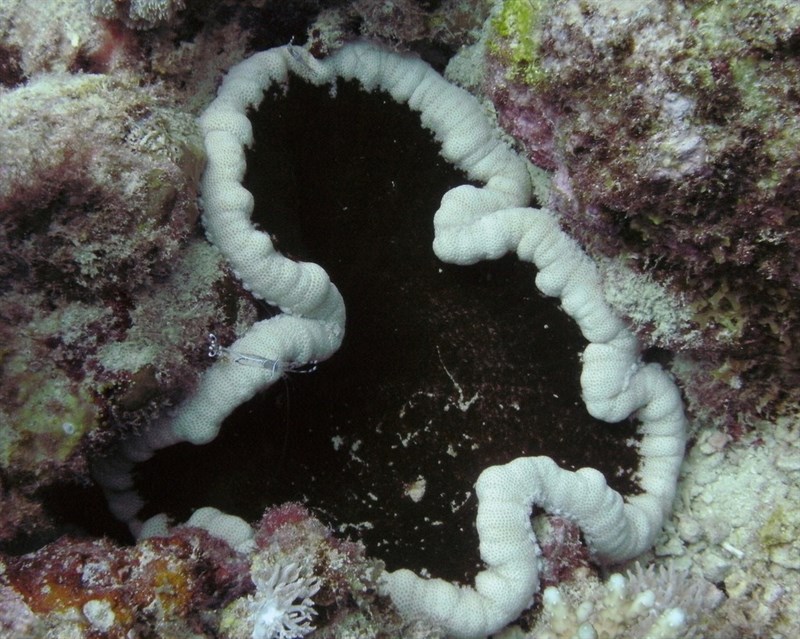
[487, 0, 800, 428]
[536, 516, 591, 589]
[220, 504, 427, 639]
[251, 504, 388, 620]
[0, 503, 416, 639]
[0, 71, 258, 540]
[0, 527, 251, 639]
[0, 584, 40, 637]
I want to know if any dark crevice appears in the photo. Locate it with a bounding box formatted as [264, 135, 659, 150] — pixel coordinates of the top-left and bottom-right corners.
[135, 77, 640, 583]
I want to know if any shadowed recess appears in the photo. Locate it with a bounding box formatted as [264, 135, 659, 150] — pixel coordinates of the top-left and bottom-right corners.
[136, 77, 640, 583]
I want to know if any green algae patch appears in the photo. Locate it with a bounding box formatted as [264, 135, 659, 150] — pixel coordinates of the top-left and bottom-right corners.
[6, 373, 99, 471]
[489, 0, 549, 85]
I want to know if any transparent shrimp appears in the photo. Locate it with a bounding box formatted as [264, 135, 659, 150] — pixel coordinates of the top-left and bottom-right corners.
[208, 333, 317, 378]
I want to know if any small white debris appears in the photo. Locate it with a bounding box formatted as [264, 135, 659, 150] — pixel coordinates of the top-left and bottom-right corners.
[437, 347, 480, 412]
[404, 476, 427, 502]
[450, 491, 472, 513]
[83, 599, 115, 632]
[337, 521, 374, 534]
[721, 541, 745, 559]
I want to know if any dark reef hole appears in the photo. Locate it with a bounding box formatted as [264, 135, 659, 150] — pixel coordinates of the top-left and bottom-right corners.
[0, 478, 134, 556]
[136, 78, 640, 583]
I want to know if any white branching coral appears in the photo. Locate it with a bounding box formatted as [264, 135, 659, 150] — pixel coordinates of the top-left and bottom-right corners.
[246, 562, 320, 639]
[528, 563, 724, 639]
